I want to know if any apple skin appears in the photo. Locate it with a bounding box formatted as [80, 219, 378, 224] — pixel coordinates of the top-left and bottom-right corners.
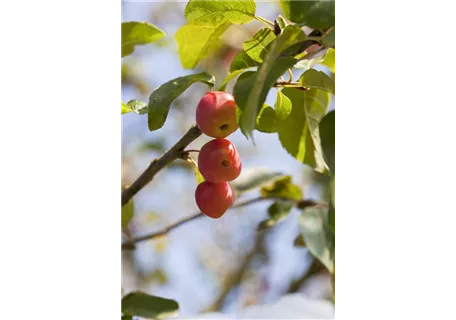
[196, 91, 239, 138]
[198, 138, 242, 183]
[195, 181, 235, 218]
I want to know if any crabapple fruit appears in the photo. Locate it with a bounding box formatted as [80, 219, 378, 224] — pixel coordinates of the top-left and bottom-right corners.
[198, 138, 241, 183]
[195, 181, 235, 218]
[196, 91, 238, 138]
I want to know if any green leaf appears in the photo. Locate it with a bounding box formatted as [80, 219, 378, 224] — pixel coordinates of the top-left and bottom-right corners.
[243, 28, 276, 63]
[193, 165, 205, 185]
[230, 50, 260, 72]
[231, 167, 284, 193]
[256, 104, 278, 133]
[299, 206, 335, 273]
[268, 200, 293, 219]
[122, 22, 166, 58]
[121, 199, 134, 228]
[260, 175, 302, 201]
[294, 48, 335, 74]
[175, 23, 230, 69]
[121, 291, 179, 319]
[121, 101, 132, 114]
[121, 99, 148, 115]
[240, 56, 297, 139]
[277, 15, 288, 29]
[278, 88, 329, 173]
[239, 25, 306, 141]
[321, 48, 335, 73]
[275, 89, 292, 120]
[319, 110, 335, 174]
[299, 69, 335, 95]
[322, 28, 335, 48]
[216, 69, 246, 91]
[328, 171, 336, 233]
[233, 71, 256, 111]
[258, 200, 293, 230]
[330, 175, 335, 207]
[185, 0, 256, 26]
[147, 72, 215, 131]
[280, 1, 335, 30]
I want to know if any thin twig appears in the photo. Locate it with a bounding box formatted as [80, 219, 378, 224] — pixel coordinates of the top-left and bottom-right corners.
[273, 81, 309, 90]
[286, 68, 293, 83]
[121, 125, 202, 207]
[122, 198, 323, 250]
[205, 231, 266, 312]
[287, 257, 326, 293]
[122, 197, 268, 250]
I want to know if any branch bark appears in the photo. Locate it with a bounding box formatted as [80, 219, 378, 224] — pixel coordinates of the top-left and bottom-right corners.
[122, 197, 266, 250]
[121, 125, 202, 207]
[121, 198, 324, 250]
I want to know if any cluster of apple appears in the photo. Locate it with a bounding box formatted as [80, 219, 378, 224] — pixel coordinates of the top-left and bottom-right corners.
[193, 91, 241, 219]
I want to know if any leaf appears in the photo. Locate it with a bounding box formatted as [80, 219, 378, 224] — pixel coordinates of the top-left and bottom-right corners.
[275, 90, 292, 120]
[328, 202, 335, 233]
[240, 25, 306, 141]
[121, 101, 132, 114]
[260, 175, 302, 201]
[299, 69, 335, 95]
[193, 164, 205, 184]
[328, 175, 335, 232]
[280, 1, 335, 30]
[319, 110, 335, 174]
[122, 22, 166, 58]
[230, 50, 260, 72]
[216, 69, 246, 91]
[243, 28, 276, 63]
[121, 99, 148, 115]
[137, 138, 167, 153]
[176, 23, 230, 69]
[121, 292, 179, 319]
[294, 49, 334, 75]
[321, 48, 335, 73]
[185, 0, 256, 27]
[147, 72, 215, 131]
[322, 28, 335, 48]
[278, 88, 329, 173]
[256, 104, 278, 133]
[330, 175, 335, 207]
[277, 15, 288, 29]
[299, 206, 335, 273]
[121, 199, 134, 228]
[258, 200, 293, 230]
[231, 167, 284, 193]
[233, 71, 256, 111]
[268, 200, 293, 219]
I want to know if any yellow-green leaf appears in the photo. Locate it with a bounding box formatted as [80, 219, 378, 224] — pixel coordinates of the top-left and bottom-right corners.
[122, 22, 166, 58]
[260, 175, 302, 201]
[185, 0, 256, 26]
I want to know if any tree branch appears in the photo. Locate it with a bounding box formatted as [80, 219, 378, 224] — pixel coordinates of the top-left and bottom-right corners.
[121, 198, 323, 250]
[122, 197, 270, 250]
[287, 257, 326, 293]
[121, 125, 202, 207]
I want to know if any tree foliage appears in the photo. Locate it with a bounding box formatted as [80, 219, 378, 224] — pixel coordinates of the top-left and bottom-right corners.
[121, 0, 335, 317]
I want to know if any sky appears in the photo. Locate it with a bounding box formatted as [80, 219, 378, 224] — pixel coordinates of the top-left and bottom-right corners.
[121, 1, 332, 316]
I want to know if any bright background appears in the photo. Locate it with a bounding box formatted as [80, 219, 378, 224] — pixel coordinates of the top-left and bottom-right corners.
[122, 1, 334, 316]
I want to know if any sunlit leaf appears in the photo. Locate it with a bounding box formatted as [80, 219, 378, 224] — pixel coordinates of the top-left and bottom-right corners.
[243, 28, 276, 63]
[185, 0, 256, 26]
[260, 175, 302, 201]
[122, 22, 166, 58]
[299, 69, 335, 95]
